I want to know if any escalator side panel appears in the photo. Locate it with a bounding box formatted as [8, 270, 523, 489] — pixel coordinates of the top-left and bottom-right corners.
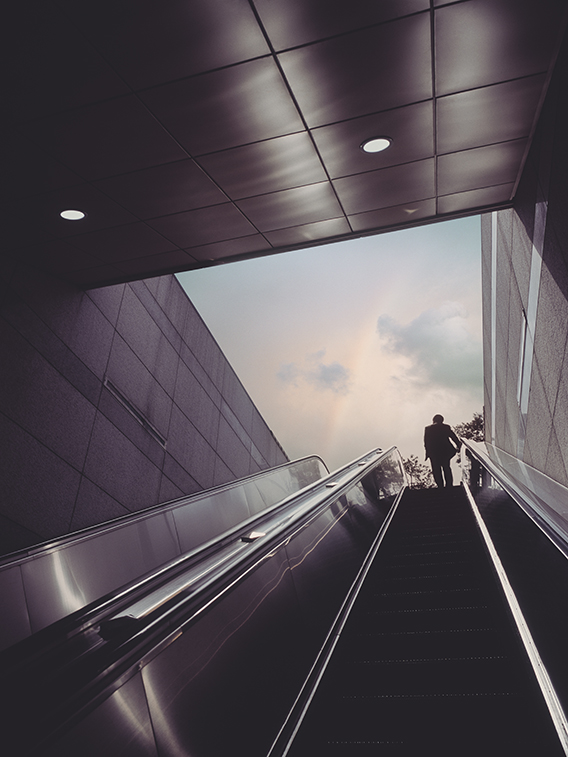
[44, 673, 158, 757]
[21, 512, 180, 634]
[0, 564, 30, 650]
[285, 488, 564, 756]
[27, 458, 404, 757]
[141, 546, 305, 757]
[0, 456, 327, 649]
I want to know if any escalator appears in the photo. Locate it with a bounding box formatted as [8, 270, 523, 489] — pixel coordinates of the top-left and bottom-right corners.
[281, 486, 563, 756]
[2, 446, 568, 756]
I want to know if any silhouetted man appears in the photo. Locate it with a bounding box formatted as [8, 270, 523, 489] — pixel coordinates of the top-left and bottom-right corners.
[424, 414, 461, 488]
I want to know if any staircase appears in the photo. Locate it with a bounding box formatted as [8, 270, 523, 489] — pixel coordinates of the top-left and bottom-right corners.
[286, 486, 563, 756]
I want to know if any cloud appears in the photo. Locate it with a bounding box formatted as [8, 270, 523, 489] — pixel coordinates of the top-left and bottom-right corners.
[377, 301, 482, 391]
[277, 350, 352, 394]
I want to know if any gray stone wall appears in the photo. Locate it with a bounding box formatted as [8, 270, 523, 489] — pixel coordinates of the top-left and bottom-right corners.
[0, 264, 287, 555]
[482, 35, 568, 487]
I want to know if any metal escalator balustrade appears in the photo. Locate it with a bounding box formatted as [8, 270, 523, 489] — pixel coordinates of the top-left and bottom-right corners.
[275, 486, 565, 756]
[0, 455, 328, 651]
[0, 447, 404, 757]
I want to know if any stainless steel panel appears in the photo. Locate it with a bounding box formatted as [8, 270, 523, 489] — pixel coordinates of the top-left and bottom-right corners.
[0, 458, 325, 646]
[198, 132, 327, 199]
[0, 566, 30, 651]
[254, 0, 429, 50]
[311, 101, 434, 180]
[438, 184, 514, 215]
[285, 499, 364, 645]
[46, 673, 158, 757]
[278, 14, 432, 128]
[57, 0, 269, 89]
[22, 512, 180, 632]
[142, 547, 304, 757]
[236, 182, 343, 233]
[147, 203, 258, 249]
[435, 0, 566, 97]
[437, 140, 528, 196]
[334, 159, 435, 215]
[139, 58, 304, 156]
[95, 159, 228, 219]
[265, 218, 351, 247]
[437, 76, 546, 154]
[349, 198, 436, 232]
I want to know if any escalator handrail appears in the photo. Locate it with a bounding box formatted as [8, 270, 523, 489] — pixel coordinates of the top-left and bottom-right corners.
[96, 447, 396, 633]
[0, 454, 329, 568]
[1, 447, 405, 755]
[0, 447, 386, 658]
[461, 438, 568, 558]
[462, 477, 568, 753]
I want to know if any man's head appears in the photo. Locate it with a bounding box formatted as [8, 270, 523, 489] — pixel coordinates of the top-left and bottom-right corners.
[432, 414, 444, 424]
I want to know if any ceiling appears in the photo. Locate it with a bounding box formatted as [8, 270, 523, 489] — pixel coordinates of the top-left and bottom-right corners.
[4, 0, 567, 288]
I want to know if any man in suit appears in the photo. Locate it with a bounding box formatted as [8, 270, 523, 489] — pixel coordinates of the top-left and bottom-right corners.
[424, 414, 461, 488]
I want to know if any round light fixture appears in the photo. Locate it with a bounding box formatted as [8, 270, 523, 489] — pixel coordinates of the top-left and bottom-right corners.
[361, 137, 392, 154]
[60, 209, 86, 221]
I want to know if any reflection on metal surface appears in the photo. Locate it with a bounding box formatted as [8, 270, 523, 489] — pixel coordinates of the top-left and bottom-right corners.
[463, 482, 568, 754]
[241, 531, 266, 542]
[52, 550, 87, 617]
[0, 455, 327, 649]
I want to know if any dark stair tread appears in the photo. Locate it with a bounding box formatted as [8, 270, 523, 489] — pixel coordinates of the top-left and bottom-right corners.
[286, 487, 562, 756]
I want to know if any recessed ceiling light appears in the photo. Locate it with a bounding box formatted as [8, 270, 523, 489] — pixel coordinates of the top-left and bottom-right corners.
[60, 209, 86, 221]
[361, 137, 392, 154]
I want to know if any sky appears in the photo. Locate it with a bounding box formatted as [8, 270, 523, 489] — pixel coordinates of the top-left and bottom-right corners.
[177, 215, 483, 473]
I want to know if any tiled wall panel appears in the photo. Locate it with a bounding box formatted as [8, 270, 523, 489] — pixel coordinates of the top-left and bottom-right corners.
[0, 269, 287, 555]
[482, 33, 568, 488]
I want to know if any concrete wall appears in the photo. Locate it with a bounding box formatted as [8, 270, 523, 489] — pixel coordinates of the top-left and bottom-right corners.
[482, 32, 568, 487]
[0, 263, 287, 555]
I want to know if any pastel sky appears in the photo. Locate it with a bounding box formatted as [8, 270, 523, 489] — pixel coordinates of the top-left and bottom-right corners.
[177, 215, 482, 472]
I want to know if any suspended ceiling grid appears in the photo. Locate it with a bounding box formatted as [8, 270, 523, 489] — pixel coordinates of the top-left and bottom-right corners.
[4, 0, 567, 287]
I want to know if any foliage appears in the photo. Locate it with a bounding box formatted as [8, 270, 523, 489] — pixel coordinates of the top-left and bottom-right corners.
[454, 412, 484, 442]
[403, 455, 434, 489]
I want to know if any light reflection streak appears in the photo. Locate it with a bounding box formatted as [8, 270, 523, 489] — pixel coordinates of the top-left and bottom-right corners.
[51, 550, 87, 616]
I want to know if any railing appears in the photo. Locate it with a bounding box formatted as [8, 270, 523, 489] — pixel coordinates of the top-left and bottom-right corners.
[1, 446, 406, 757]
[0, 455, 328, 650]
[461, 439, 568, 751]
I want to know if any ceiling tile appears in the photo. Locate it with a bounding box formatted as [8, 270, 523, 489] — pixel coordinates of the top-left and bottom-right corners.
[311, 101, 434, 179]
[236, 183, 344, 232]
[438, 184, 514, 214]
[140, 59, 304, 156]
[437, 75, 546, 154]
[62, 223, 177, 263]
[435, 0, 567, 96]
[198, 133, 327, 199]
[147, 204, 257, 248]
[115, 250, 197, 277]
[253, 0, 429, 50]
[185, 235, 271, 262]
[22, 96, 187, 181]
[66, 265, 127, 288]
[2, 131, 82, 202]
[437, 140, 528, 196]
[54, 0, 269, 89]
[3, 4, 130, 123]
[278, 14, 432, 128]
[95, 161, 228, 219]
[349, 199, 436, 232]
[5, 184, 138, 251]
[26, 241, 101, 274]
[265, 218, 351, 247]
[333, 159, 435, 215]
